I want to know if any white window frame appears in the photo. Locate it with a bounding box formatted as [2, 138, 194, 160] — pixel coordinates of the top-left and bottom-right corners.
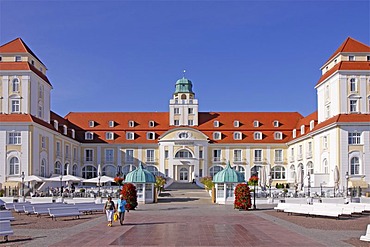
[85, 132, 94, 140]
[348, 132, 361, 144]
[350, 78, 357, 92]
[213, 132, 221, 140]
[126, 132, 134, 140]
[88, 120, 95, 127]
[149, 120, 155, 127]
[105, 149, 114, 163]
[273, 120, 279, 127]
[15, 55, 21, 62]
[213, 121, 219, 127]
[147, 132, 155, 140]
[274, 132, 282, 140]
[174, 108, 180, 115]
[106, 132, 114, 140]
[349, 99, 358, 113]
[350, 156, 360, 175]
[174, 120, 180, 126]
[8, 132, 21, 145]
[85, 149, 94, 162]
[41, 136, 46, 149]
[233, 132, 242, 140]
[146, 149, 155, 162]
[12, 78, 20, 92]
[125, 149, 134, 162]
[254, 149, 262, 162]
[188, 119, 194, 126]
[128, 120, 135, 127]
[323, 136, 328, 149]
[63, 125, 67, 135]
[233, 149, 242, 162]
[349, 55, 355, 61]
[108, 120, 115, 127]
[11, 99, 20, 113]
[213, 149, 221, 162]
[188, 108, 194, 114]
[274, 149, 283, 162]
[300, 125, 305, 135]
[234, 120, 240, 127]
[9, 157, 20, 175]
[253, 120, 259, 127]
[254, 132, 262, 140]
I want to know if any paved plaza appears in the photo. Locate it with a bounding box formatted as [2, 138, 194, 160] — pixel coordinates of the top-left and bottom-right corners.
[1, 188, 369, 247]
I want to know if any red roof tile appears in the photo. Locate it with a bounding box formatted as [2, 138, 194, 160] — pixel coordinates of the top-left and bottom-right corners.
[0, 62, 52, 86]
[324, 37, 370, 65]
[0, 38, 45, 65]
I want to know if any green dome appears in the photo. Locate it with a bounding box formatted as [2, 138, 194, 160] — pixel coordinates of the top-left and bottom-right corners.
[174, 77, 194, 94]
[213, 161, 245, 183]
[125, 163, 155, 183]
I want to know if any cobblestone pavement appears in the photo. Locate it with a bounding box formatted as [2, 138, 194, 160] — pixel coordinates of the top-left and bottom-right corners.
[1, 188, 368, 247]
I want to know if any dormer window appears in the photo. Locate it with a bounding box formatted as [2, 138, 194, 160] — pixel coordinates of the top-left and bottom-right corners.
[128, 120, 135, 127]
[63, 125, 68, 135]
[88, 120, 95, 127]
[254, 132, 262, 140]
[106, 132, 114, 140]
[71, 129, 75, 139]
[213, 121, 219, 127]
[149, 121, 155, 127]
[234, 120, 240, 127]
[108, 121, 115, 127]
[213, 132, 221, 140]
[273, 120, 279, 127]
[147, 132, 155, 140]
[85, 132, 94, 140]
[293, 129, 296, 138]
[300, 125, 305, 135]
[274, 132, 282, 140]
[253, 120, 259, 127]
[126, 132, 134, 140]
[15, 55, 21, 62]
[233, 132, 242, 140]
[53, 120, 58, 130]
[310, 120, 315, 131]
[349, 55, 355, 61]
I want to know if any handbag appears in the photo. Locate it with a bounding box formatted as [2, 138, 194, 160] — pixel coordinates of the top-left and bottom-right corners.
[113, 212, 119, 222]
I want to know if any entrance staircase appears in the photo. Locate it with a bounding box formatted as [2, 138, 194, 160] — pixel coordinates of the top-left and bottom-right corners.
[166, 182, 202, 190]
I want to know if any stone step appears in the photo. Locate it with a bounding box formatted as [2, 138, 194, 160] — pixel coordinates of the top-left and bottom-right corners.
[166, 182, 202, 190]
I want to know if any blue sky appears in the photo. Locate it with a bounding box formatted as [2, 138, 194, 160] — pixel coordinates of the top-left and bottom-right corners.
[1, 1, 369, 117]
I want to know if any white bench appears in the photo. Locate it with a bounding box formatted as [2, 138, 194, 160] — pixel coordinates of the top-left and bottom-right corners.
[48, 207, 82, 220]
[73, 203, 104, 214]
[360, 224, 370, 242]
[0, 211, 15, 221]
[33, 203, 71, 217]
[0, 220, 14, 242]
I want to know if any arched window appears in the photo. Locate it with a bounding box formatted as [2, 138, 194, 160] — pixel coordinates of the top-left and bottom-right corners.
[121, 165, 135, 177]
[72, 164, 78, 176]
[233, 165, 245, 173]
[175, 149, 193, 158]
[9, 157, 20, 175]
[322, 159, 328, 174]
[64, 163, 69, 175]
[306, 161, 314, 175]
[271, 166, 286, 179]
[210, 165, 223, 178]
[147, 165, 160, 176]
[350, 157, 360, 175]
[12, 78, 20, 92]
[251, 165, 261, 176]
[102, 165, 116, 177]
[82, 165, 97, 179]
[54, 161, 62, 175]
[41, 159, 46, 177]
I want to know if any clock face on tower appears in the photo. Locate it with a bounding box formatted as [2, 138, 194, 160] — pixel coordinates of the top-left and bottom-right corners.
[178, 131, 191, 139]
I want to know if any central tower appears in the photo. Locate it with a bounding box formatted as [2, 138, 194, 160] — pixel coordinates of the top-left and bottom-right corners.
[169, 75, 199, 126]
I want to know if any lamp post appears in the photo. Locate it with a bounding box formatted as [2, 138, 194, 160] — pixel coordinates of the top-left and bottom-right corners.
[268, 173, 272, 198]
[59, 174, 63, 197]
[98, 172, 101, 197]
[252, 173, 258, 210]
[345, 172, 349, 198]
[21, 172, 25, 200]
[307, 172, 311, 197]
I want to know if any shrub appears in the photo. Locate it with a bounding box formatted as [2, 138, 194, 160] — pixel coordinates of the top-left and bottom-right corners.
[114, 177, 124, 186]
[248, 176, 259, 186]
[0, 189, 4, 197]
[121, 183, 138, 210]
[234, 184, 252, 210]
[79, 188, 85, 193]
[155, 176, 166, 195]
[200, 176, 214, 191]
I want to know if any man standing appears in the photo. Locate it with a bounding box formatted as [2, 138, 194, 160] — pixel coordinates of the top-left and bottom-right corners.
[116, 194, 127, 225]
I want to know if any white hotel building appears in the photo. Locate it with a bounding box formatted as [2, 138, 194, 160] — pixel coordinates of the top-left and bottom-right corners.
[0, 37, 369, 195]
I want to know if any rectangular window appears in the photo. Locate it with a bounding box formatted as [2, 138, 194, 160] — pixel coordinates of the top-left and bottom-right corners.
[273, 120, 279, 127]
[85, 149, 93, 162]
[174, 120, 180, 126]
[323, 136, 328, 149]
[325, 105, 330, 119]
[8, 132, 21, 144]
[188, 120, 194, 126]
[199, 150, 203, 159]
[126, 150, 134, 162]
[253, 120, 259, 127]
[254, 150, 262, 162]
[146, 149, 155, 162]
[213, 121, 219, 127]
[41, 136, 46, 148]
[348, 132, 361, 144]
[15, 55, 21, 62]
[174, 108, 180, 114]
[109, 121, 115, 127]
[11, 99, 20, 113]
[350, 100, 358, 112]
[56, 142, 61, 156]
[105, 149, 114, 162]
[349, 55, 355, 61]
[188, 108, 193, 114]
[73, 147, 77, 161]
[234, 120, 239, 127]
[65, 145, 70, 158]
[213, 132, 221, 140]
[233, 150, 242, 162]
[275, 150, 282, 162]
[88, 120, 94, 127]
[126, 132, 134, 140]
[164, 150, 169, 159]
[213, 149, 221, 162]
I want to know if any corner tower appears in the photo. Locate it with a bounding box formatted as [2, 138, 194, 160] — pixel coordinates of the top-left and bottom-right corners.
[169, 74, 199, 126]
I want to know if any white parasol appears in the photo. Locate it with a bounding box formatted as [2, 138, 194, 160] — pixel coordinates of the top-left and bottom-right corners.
[45, 174, 83, 182]
[83, 175, 114, 184]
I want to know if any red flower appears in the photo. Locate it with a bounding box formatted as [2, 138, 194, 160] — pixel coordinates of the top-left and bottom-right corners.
[114, 177, 124, 185]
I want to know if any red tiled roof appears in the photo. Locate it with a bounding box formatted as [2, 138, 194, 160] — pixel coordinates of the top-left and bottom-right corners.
[0, 62, 52, 86]
[315, 61, 370, 87]
[324, 37, 370, 65]
[0, 38, 45, 65]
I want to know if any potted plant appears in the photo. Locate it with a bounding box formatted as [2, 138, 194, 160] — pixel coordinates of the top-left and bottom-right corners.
[234, 184, 252, 210]
[121, 183, 138, 210]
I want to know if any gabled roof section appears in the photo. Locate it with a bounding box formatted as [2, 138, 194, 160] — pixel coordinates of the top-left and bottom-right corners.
[315, 61, 370, 87]
[0, 38, 45, 66]
[324, 37, 370, 65]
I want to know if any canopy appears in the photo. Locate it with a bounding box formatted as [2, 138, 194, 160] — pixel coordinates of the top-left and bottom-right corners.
[83, 175, 114, 183]
[213, 161, 245, 183]
[45, 175, 83, 182]
[7, 175, 46, 182]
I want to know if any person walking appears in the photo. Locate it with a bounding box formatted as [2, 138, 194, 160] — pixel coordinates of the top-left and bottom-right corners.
[104, 196, 115, 227]
[116, 194, 127, 225]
